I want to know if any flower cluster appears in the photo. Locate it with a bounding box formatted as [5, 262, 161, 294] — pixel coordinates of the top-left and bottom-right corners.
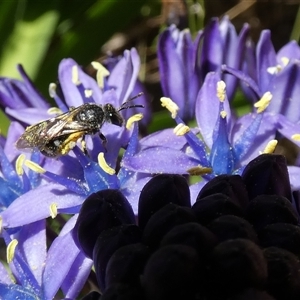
[0, 15, 300, 299]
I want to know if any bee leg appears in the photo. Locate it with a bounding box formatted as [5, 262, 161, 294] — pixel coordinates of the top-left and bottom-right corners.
[81, 135, 89, 156]
[99, 132, 107, 153]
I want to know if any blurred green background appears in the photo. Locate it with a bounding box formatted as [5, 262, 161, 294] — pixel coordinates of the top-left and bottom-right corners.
[0, 0, 299, 135]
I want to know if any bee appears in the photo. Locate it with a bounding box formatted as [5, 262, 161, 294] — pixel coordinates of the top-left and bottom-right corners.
[16, 93, 144, 158]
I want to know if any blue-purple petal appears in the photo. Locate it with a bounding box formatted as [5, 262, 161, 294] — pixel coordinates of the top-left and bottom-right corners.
[6, 108, 50, 126]
[277, 40, 300, 62]
[58, 58, 102, 107]
[267, 62, 300, 122]
[61, 252, 93, 299]
[16, 220, 46, 286]
[1, 183, 84, 228]
[42, 222, 82, 299]
[256, 30, 277, 93]
[0, 283, 37, 300]
[122, 146, 200, 174]
[158, 26, 186, 116]
[108, 48, 140, 106]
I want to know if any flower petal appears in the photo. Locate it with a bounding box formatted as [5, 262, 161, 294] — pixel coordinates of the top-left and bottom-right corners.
[17, 220, 46, 286]
[42, 220, 83, 299]
[1, 183, 84, 228]
[122, 147, 200, 174]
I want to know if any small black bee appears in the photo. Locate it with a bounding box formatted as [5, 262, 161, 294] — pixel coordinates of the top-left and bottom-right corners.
[16, 93, 144, 158]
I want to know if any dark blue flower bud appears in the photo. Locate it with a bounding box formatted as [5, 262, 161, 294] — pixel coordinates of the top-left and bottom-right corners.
[245, 195, 298, 232]
[142, 203, 196, 250]
[196, 174, 249, 209]
[207, 215, 258, 244]
[192, 193, 244, 225]
[73, 189, 136, 259]
[105, 243, 150, 289]
[142, 245, 201, 300]
[93, 224, 142, 292]
[208, 239, 267, 296]
[138, 174, 191, 229]
[229, 288, 275, 300]
[160, 222, 217, 257]
[101, 283, 144, 300]
[264, 247, 300, 300]
[242, 154, 292, 201]
[258, 223, 300, 259]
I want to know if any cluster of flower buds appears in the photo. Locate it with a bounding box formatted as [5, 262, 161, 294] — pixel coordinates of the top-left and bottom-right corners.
[75, 153, 300, 300]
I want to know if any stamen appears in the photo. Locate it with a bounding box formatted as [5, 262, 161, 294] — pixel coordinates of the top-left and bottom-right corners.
[7, 239, 18, 264]
[126, 113, 143, 130]
[160, 97, 179, 119]
[174, 123, 190, 136]
[187, 166, 213, 176]
[267, 65, 282, 75]
[16, 154, 26, 176]
[49, 83, 57, 98]
[84, 89, 93, 98]
[220, 111, 227, 118]
[98, 153, 116, 175]
[254, 92, 272, 113]
[24, 160, 46, 174]
[217, 81, 226, 102]
[262, 140, 278, 154]
[292, 134, 300, 141]
[72, 65, 80, 85]
[91, 62, 110, 89]
[49, 203, 58, 219]
[281, 57, 289, 66]
[47, 107, 63, 115]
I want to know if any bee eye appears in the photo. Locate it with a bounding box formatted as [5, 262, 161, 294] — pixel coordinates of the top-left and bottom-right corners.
[109, 112, 124, 126]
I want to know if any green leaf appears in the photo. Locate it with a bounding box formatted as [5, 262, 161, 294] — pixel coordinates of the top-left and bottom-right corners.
[0, 10, 59, 80]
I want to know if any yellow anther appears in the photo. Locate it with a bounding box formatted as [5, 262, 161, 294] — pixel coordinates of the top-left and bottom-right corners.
[173, 123, 190, 136]
[281, 57, 289, 66]
[292, 134, 300, 141]
[72, 65, 80, 85]
[254, 92, 272, 113]
[49, 83, 57, 98]
[84, 89, 93, 98]
[267, 65, 281, 75]
[49, 203, 58, 219]
[160, 97, 179, 119]
[220, 111, 227, 118]
[98, 153, 116, 175]
[47, 107, 63, 115]
[262, 140, 278, 154]
[216, 81, 226, 102]
[126, 113, 143, 130]
[187, 166, 213, 176]
[24, 160, 46, 174]
[16, 154, 26, 176]
[91, 62, 110, 89]
[7, 239, 18, 264]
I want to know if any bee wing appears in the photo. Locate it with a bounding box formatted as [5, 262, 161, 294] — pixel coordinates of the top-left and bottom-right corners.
[15, 121, 49, 149]
[16, 106, 94, 150]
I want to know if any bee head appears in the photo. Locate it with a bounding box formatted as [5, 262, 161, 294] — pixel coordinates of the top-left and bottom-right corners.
[103, 93, 144, 127]
[103, 104, 124, 126]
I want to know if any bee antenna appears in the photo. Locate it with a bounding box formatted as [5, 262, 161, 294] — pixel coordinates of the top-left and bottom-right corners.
[118, 92, 144, 111]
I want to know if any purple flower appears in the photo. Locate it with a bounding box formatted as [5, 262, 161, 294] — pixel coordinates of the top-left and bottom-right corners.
[122, 72, 280, 202]
[158, 17, 249, 121]
[1, 48, 145, 129]
[0, 56, 149, 299]
[224, 30, 300, 123]
[0, 217, 92, 299]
